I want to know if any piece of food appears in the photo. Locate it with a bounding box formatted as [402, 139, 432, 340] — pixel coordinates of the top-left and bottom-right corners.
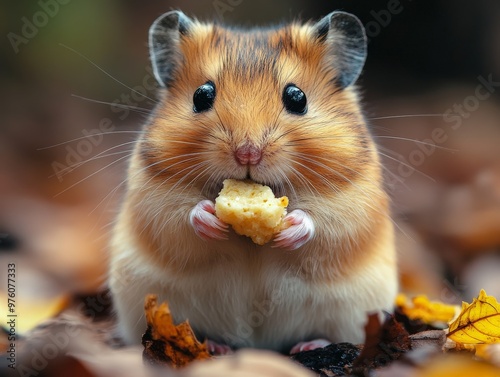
[215, 179, 288, 245]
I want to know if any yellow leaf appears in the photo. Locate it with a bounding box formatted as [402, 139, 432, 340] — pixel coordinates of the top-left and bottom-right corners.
[0, 292, 69, 334]
[447, 289, 500, 344]
[396, 293, 458, 324]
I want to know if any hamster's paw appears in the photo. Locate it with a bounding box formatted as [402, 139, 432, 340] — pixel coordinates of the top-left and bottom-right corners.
[273, 209, 314, 250]
[189, 200, 228, 241]
[207, 340, 234, 355]
[289, 339, 331, 354]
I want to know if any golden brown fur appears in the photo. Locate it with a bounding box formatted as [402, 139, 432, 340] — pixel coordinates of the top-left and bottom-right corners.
[109, 13, 397, 352]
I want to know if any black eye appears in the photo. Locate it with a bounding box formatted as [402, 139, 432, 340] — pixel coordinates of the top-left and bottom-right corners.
[193, 81, 216, 113]
[282, 84, 307, 115]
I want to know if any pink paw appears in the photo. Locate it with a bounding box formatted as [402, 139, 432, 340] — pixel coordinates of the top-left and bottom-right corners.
[273, 209, 314, 250]
[289, 339, 331, 354]
[189, 200, 228, 241]
[207, 340, 233, 355]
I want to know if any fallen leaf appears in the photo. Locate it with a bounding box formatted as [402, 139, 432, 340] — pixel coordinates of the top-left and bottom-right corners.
[415, 354, 500, 377]
[351, 312, 411, 372]
[409, 330, 446, 351]
[447, 289, 500, 344]
[290, 342, 360, 376]
[443, 337, 476, 353]
[394, 307, 438, 335]
[0, 292, 69, 334]
[142, 294, 211, 368]
[474, 343, 500, 367]
[0, 330, 8, 354]
[186, 350, 315, 377]
[396, 293, 458, 325]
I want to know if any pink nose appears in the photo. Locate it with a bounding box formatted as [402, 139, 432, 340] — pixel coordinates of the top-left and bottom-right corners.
[235, 143, 262, 165]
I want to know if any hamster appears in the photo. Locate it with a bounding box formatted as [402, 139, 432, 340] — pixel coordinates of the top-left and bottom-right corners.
[109, 10, 397, 354]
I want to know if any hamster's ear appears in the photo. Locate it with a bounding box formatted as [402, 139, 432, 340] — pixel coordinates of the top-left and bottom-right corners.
[314, 11, 367, 88]
[149, 10, 194, 87]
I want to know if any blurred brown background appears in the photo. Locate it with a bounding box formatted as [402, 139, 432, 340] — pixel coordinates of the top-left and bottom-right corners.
[1, 0, 499, 311]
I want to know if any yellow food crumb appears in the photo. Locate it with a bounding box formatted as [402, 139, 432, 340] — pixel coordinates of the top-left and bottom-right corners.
[215, 179, 288, 245]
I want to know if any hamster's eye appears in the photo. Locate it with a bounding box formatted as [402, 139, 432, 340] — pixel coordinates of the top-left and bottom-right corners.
[193, 81, 216, 113]
[282, 84, 307, 115]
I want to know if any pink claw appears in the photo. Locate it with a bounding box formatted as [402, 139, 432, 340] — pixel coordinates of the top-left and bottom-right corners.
[207, 340, 234, 355]
[189, 200, 228, 241]
[290, 339, 331, 354]
[273, 209, 314, 250]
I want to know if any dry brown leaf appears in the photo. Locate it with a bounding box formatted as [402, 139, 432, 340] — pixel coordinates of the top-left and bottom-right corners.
[447, 289, 500, 344]
[409, 330, 446, 351]
[351, 312, 411, 372]
[0, 330, 8, 354]
[142, 294, 211, 368]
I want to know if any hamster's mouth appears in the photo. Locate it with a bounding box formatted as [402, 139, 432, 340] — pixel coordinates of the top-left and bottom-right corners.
[205, 177, 285, 201]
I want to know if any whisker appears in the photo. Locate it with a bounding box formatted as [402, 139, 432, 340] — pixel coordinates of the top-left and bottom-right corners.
[85, 147, 200, 217]
[59, 43, 158, 104]
[50, 149, 134, 179]
[37, 131, 143, 150]
[53, 154, 131, 198]
[288, 152, 397, 223]
[283, 156, 341, 195]
[380, 164, 412, 192]
[71, 94, 153, 115]
[378, 148, 436, 183]
[176, 163, 215, 200]
[369, 114, 446, 121]
[287, 168, 319, 197]
[293, 154, 364, 193]
[200, 168, 223, 199]
[275, 166, 298, 201]
[136, 153, 213, 198]
[52, 139, 141, 176]
[292, 152, 370, 183]
[374, 136, 457, 151]
[141, 161, 211, 235]
[87, 164, 150, 217]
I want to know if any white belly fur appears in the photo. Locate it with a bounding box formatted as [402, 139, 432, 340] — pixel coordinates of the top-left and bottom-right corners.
[110, 239, 397, 352]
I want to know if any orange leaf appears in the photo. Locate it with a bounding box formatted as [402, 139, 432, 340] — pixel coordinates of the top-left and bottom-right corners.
[142, 294, 211, 368]
[447, 289, 500, 344]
